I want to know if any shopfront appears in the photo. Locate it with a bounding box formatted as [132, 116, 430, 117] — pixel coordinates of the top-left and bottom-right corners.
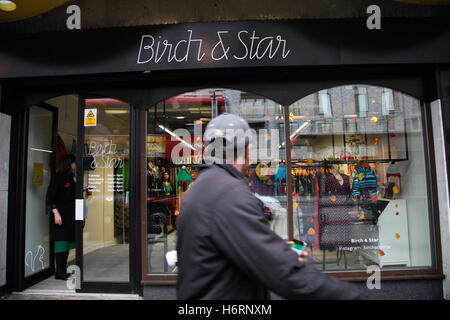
[1, 17, 449, 298]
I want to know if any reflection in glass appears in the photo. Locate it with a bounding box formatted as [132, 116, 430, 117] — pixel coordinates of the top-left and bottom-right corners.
[289, 85, 432, 271]
[144, 85, 433, 275]
[146, 89, 287, 274]
[82, 99, 130, 282]
[25, 106, 54, 277]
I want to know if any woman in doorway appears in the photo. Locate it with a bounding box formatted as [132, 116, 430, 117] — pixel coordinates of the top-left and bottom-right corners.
[46, 154, 76, 280]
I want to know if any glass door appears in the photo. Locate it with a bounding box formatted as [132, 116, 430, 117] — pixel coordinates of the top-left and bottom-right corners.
[78, 97, 131, 285]
[24, 105, 57, 284]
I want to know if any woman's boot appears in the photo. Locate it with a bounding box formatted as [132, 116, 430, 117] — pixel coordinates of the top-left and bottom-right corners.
[55, 251, 69, 280]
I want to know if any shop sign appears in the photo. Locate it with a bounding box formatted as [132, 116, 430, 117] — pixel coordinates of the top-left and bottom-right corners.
[2, 19, 450, 79]
[137, 29, 291, 66]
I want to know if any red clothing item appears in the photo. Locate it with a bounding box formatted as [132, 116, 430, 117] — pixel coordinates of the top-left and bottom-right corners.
[314, 174, 320, 247]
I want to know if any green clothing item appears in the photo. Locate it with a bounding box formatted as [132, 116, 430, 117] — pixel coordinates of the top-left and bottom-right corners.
[163, 181, 173, 196]
[55, 240, 75, 253]
[176, 168, 192, 195]
[116, 160, 130, 191]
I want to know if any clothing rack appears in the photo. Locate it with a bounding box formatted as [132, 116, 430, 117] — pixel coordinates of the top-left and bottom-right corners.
[291, 158, 408, 166]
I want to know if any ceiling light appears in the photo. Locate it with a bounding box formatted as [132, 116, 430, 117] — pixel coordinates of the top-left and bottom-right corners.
[0, 1, 16, 12]
[175, 116, 185, 119]
[158, 124, 195, 150]
[105, 109, 128, 114]
[290, 120, 311, 139]
[30, 147, 53, 153]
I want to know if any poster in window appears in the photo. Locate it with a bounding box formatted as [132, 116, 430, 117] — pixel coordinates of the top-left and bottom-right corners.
[33, 162, 44, 186]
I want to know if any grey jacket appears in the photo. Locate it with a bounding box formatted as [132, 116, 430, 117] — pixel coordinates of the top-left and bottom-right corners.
[176, 164, 369, 300]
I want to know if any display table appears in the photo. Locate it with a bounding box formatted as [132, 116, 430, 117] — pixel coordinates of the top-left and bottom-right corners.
[361, 199, 411, 267]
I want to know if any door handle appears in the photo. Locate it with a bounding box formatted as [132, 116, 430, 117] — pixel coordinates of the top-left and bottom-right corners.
[75, 199, 88, 220]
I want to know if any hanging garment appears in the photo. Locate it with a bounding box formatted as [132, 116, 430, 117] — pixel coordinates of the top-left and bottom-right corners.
[352, 167, 378, 198]
[274, 164, 286, 196]
[325, 173, 350, 196]
[163, 182, 173, 196]
[147, 171, 159, 190]
[248, 171, 275, 196]
[274, 163, 286, 180]
[298, 173, 320, 246]
[313, 174, 320, 248]
[123, 160, 130, 191]
[299, 195, 315, 245]
[298, 178, 305, 195]
[385, 162, 402, 198]
[176, 167, 192, 195]
[352, 166, 379, 224]
[115, 160, 129, 192]
[318, 171, 326, 195]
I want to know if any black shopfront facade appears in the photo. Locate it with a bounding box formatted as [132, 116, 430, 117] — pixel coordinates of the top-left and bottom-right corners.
[1, 17, 449, 299]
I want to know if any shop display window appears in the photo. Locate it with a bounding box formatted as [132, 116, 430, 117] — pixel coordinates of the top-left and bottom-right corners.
[144, 85, 435, 276]
[289, 85, 432, 271]
[145, 89, 287, 274]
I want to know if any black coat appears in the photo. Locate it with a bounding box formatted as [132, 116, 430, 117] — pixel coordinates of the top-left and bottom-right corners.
[176, 164, 370, 300]
[46, 171, 76, 242]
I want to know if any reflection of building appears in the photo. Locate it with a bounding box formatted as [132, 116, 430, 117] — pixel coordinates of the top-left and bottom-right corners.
[1, 1, 450, 301]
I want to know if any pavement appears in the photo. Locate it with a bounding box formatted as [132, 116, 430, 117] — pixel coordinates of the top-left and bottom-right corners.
[2, 292, 143, 300]
[1, 275, 142, 300]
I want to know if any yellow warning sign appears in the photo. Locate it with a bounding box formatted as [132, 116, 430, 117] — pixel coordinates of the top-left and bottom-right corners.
[84, 108, 97, 126]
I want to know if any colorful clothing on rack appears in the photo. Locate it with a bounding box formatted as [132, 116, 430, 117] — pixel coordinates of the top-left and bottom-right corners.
[295, 172, 320, 247]
[352, 165, 379, 224]
[325, 173, 350, 196]
[352, 167, 378, 198]
[274, 164, 286, 196]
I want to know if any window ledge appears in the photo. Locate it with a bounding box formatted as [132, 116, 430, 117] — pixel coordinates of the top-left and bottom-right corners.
[141, 270, 444, 286]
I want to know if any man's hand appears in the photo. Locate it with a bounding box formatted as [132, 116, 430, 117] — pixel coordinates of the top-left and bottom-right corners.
[286, 241, 309, 263]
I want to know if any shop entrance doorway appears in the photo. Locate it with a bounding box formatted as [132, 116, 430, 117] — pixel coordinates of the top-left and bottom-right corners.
[9, 95, 78, 293]
[76, 97, 131, 289]
[8, 94, 136, 295]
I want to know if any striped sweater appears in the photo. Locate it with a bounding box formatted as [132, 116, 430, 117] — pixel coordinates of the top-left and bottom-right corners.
[352, 167, 378, 197]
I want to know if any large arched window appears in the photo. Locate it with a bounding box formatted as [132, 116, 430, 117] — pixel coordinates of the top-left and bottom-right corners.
[143, 84, 435, 279]
[145, 88, 288, 275]
[288, 85, 433, 271]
